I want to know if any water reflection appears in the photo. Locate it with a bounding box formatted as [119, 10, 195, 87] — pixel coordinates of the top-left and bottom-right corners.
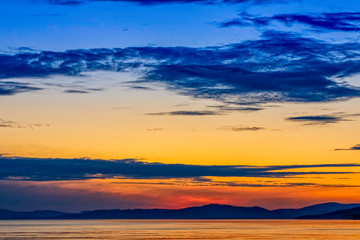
[0, 220, 360, 240]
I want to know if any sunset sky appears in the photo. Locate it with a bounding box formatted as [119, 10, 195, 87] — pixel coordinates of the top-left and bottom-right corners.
[1, 0, 360, 212]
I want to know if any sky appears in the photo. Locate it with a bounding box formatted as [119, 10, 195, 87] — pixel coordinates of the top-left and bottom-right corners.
[1, 0, 360, 212]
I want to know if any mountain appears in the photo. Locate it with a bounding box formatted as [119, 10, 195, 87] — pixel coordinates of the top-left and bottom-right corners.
[0, 209, 69, 219]
[1, 203, 360, 220]
[60, 203, 360, 219]
[299, 207, 360, 219]
[272, 202, 360, 219]
[61, 204, 274, 219]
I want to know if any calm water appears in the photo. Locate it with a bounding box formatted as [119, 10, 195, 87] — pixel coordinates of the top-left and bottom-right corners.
[0, 220, 359, 240]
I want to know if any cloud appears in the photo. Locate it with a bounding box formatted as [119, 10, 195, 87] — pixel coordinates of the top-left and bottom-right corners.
[146, 110, 222, 116]
[149, 105, 264, 117]
[218, 125, 265, 131]
[0, 156, 359, 181]
[286, 114, 345, 125]
[1, 31, 360, 104]
[207, 105, 264, 112]
[129, 86, 154, 90]
[64, 89, 89, 93]
[47, 0, 289, 6]
[222, 181, 360, 188]
[286, 112, 359, 125]
[147, 128, 163, 131]
[221, 12, 360, 32]
[0, 119, 49, 129]
[0, 81, 42, 95]
[335, 144, 360, 151]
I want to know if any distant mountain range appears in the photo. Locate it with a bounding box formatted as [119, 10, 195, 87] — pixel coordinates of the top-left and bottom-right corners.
[0, 209, 69, 219]
[299, 207, 360, 219]
[1, 203, 360, 220]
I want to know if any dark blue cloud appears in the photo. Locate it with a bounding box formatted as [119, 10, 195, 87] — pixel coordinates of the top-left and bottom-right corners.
[146, 110, 222, 116]
[335, 144, 360, 151]
[286, 115, 345, 125]
[0, 81, 42, 95]
[286, 112, 360, 125]
[0, 156, 359, 181]
[221, 12, 360, 32]
[141, 32, 360, 104]
[129, 86, 154, 90]
[64, 89, 89, 93]
[207, 105, 264, 112]
[145, 106, 262, 116]
[0, 31, 360, 104]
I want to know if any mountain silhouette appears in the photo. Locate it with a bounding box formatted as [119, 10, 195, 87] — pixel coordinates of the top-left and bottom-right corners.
[272, 202, 360, 218]
[1, 203, 360, 220]
[0, 209, 69, 219]
[299, 207, 360, 219]
[61, 204, 273, 219]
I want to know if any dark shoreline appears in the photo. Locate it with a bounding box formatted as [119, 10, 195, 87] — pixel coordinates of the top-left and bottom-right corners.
[2, 203, 360, 220]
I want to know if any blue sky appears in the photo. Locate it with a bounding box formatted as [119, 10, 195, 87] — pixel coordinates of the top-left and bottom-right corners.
[1, 0, 360, 211]
[1, 0, 359, 51]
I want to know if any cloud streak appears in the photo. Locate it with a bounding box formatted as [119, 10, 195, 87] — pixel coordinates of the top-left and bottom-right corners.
[0, 156, 359, 181]
[0, 81, 43, 95]
[286, 112, 360, 125]
[286, 114, 346, 125]
[146, 110, 222, 116]
[221, 12, 360, 32]
[1, 31, 360, 104]
[207, 105, 264, 112]
[0, 119, 49, 129]
[147, 128, 163, 131]
[64, 89, 89, 93]
[335, 144, 360, 151]
[218, 125, 264, 131]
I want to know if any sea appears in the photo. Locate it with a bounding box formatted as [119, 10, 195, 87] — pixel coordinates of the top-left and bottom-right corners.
[0, 220, 359, 240]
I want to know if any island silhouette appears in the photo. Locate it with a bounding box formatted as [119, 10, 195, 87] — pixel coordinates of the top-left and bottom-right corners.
[1, 202, 360, 220]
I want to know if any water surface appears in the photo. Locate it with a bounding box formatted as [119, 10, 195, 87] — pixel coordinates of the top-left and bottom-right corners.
[0, 220, 360, 240]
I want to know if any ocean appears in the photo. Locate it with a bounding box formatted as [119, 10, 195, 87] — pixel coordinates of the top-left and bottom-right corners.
[0, 220, 359, 239]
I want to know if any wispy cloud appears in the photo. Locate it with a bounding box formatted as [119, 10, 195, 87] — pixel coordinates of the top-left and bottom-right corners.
[207, 105, 264, 112]
[221, 12, 360, 32]
[146, 110, 222, 116]
[286, 112, 360, 125]
[129, 86, 154, 90]
[0, 156, 359, 181]
[286, 114, 345, 125]
[0, 119, 49, 129]
[218, 125, 265, 131]
[335, 144, 360, 151]
[218, 181, 360, 188]
[1, 31, 360, 104]
[64, 89, 89, 94]
[0, 81, 42, 95]
[147, 128, 163, 131]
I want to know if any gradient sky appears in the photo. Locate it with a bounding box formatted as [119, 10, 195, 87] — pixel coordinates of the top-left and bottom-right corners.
[1, 0, 360, 212]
